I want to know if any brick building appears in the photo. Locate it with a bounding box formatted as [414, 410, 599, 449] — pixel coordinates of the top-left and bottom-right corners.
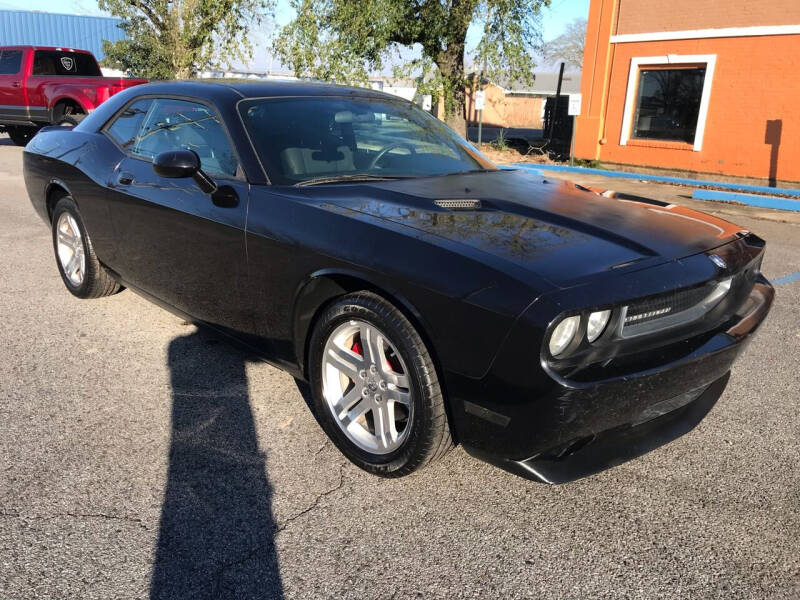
[575, 0, 800, 185]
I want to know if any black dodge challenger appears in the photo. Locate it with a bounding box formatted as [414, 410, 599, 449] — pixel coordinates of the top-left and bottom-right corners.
[23, 81, 774, 483]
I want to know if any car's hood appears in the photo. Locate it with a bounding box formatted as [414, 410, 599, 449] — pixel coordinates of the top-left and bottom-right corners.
[303, 170, 745, 286]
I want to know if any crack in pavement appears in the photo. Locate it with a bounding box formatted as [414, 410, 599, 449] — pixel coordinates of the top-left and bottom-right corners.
[312, 439, 330, 457]
[0, 510, 149, 529]
[275, 461, 346, 534]
[211, 461, 348, 594]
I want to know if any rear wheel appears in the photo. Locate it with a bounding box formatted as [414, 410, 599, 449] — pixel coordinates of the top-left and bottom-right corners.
[6, 125, 37, 146]
[308, 292, 452, 477]
[55, 113, 85, 127]
[51, 196, 122, 299]
[53, 104, 85, 127]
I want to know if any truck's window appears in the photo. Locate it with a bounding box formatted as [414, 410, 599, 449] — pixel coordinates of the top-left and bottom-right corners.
[0, 50, 22, 75]
[32, 50, 102, 77]
[105, 99, 153, 150]
[131, 98, 239, 178]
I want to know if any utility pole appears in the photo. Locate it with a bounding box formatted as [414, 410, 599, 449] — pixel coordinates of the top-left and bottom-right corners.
[477, 6, 489, 148]
[547, 62, 565, 143]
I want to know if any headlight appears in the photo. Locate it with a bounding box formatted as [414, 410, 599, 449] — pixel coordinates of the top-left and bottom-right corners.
[549, 315, 580, 356]
[586, 310, 611, 342]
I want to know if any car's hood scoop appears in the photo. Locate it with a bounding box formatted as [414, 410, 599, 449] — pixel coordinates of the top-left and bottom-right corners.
[433, 198, 482, 210]
[306, 170, 745, 287]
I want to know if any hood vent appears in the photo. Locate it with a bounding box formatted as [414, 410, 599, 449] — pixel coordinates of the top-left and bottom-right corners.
[434, 198, 482, 210]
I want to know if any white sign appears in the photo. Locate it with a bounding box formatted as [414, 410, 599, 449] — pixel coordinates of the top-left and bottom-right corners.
[421, 94, 432, 111]
[568, 93, 582, 116]
[475, 90, 486, 111]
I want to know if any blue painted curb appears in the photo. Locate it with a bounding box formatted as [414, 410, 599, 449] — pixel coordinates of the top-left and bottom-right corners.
[511, 163, 800, 198]
[499, 164, 541, 174]
[773, 271, 800, 286]
[692, 189, 800, 212]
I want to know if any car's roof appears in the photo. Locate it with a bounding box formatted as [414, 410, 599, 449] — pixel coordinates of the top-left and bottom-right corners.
[132, 79, 403, 102]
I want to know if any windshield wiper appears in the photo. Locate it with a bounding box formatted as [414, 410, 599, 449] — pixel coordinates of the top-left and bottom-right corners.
[447, 168, 508, 175]
[294, 174, 414, 187]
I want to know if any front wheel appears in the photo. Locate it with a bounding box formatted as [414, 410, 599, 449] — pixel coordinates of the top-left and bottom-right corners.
[308, 292, 452, 477]
[51, 196, 122, 299]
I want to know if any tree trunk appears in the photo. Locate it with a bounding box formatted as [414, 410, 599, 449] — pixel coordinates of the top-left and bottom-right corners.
[436, 49, 467, 137]
[445, 81, 467, 137]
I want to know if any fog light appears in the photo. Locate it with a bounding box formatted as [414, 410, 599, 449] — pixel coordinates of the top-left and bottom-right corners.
[586, 310, 611, 342]
[549, 316, 580, 356]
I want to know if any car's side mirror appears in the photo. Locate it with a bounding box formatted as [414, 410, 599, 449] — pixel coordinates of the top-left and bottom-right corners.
[153, 150, 218, 194]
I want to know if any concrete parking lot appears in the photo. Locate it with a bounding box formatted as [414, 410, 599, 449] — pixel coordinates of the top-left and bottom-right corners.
[1, 133, 798, 599]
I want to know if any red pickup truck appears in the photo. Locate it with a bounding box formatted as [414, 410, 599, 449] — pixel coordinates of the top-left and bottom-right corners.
[0, 46, 147, 146]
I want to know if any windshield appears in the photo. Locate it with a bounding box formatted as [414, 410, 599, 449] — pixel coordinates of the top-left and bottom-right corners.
[238, 95, 494, 185]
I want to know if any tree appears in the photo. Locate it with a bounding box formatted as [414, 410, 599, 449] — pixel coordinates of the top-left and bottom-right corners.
[543, 18, 586, 70]
[273, 0, 550, 133]
[99, 0, 273, 79]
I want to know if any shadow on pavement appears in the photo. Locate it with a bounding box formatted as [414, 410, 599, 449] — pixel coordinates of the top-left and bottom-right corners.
[150, 329, 284, 599]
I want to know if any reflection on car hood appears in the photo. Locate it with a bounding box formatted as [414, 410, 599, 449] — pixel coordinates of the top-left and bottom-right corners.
[307, 170, 745, 286]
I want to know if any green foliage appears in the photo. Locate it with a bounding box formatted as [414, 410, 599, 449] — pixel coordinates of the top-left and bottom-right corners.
[273, 0, 549, 127]
[99, 0, 274, 79]
[491, 129, 508, 151]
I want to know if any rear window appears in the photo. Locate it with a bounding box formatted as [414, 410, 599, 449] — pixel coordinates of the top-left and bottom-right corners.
[32, 50, 101, 77]
[0, 50, 22, 75]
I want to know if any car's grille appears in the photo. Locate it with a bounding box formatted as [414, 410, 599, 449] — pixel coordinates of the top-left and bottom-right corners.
[624, 283, 715, 326]
[621, 257, 759, 338]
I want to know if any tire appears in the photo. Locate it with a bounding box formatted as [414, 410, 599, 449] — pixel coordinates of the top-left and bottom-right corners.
[51, 195, 122, 299]
[55, 113, 85, 127]
[6, 125, 37, 146]
[308, 292, 452, 477]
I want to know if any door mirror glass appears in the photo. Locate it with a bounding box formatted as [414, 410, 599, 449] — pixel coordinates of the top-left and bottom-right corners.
[153, 150, 201, 179]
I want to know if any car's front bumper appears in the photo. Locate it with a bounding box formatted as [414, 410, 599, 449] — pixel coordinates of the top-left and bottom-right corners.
[451, 278, 774, 483]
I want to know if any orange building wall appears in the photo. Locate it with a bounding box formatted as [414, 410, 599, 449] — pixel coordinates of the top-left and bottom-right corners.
[598, 35, 800, 182]
[617, 0, 800, 34]
[576, 0, 800, 184]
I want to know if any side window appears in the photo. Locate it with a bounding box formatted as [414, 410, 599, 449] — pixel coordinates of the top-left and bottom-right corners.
[131, 98, 239, 178]
[105, 99, 153, 149]
[32, 50, 101, 76]
[0, 50, 22, 75]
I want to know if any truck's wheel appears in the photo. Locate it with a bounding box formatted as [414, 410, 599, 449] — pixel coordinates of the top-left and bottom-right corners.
[54, 104, 86, 127]
[51, 195, 122, 299]
[55, 113, 85, 127]
[6, 126, 37, 146]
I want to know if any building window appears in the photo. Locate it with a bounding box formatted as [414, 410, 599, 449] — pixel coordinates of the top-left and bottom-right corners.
[632, 67, 706, 143]
[620, 54, 716, 152]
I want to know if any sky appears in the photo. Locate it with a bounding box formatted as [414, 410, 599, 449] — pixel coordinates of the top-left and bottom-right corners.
[0, 0, 590, 72]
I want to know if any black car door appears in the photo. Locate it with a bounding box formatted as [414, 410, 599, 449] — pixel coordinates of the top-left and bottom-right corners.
[103, 96, 250, 330]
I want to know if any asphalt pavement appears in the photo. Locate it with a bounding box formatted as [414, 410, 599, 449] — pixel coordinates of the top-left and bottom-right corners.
[1, 133, 798, 599]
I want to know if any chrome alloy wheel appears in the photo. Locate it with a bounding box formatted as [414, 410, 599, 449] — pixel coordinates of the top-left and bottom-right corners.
[322, 319, 413, 454]
[56, 213, 85, 286]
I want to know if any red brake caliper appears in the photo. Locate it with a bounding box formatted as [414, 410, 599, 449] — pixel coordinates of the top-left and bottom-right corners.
[352, 338, 394, 372]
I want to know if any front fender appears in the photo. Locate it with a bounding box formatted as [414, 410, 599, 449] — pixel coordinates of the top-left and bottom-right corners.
[292, 268, 440, 379]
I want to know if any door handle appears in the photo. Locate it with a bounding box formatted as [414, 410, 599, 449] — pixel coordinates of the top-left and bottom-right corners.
[11, 82, 21, 88]
[117, 172, 134, 185]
